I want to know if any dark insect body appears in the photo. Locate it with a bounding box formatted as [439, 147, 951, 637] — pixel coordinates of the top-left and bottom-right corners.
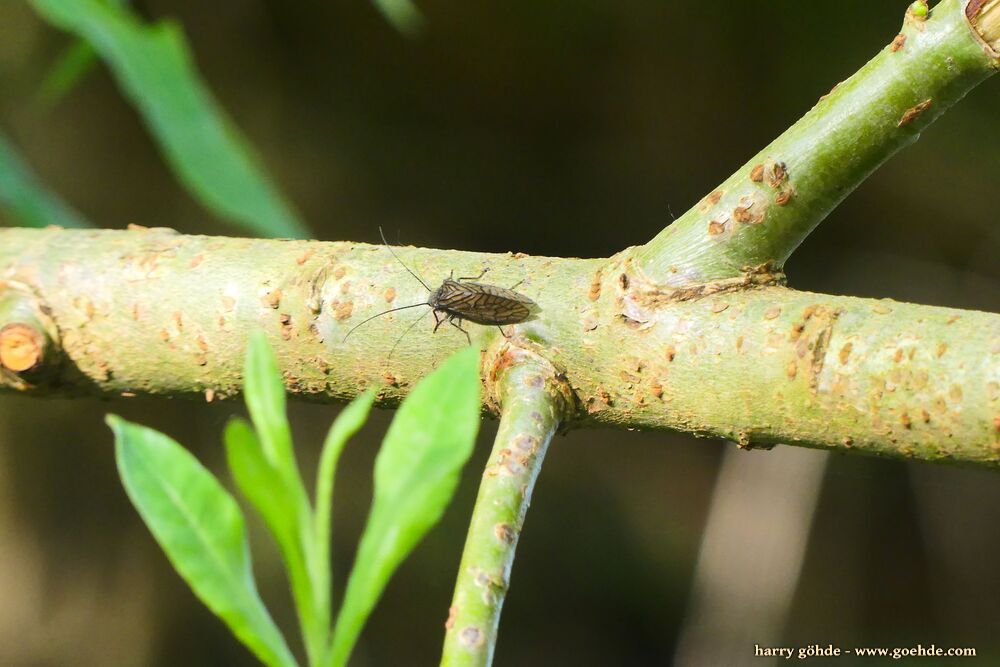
[342, 229, 537, 347]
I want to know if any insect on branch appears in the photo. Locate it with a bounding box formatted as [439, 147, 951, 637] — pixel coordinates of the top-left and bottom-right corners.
[342, 229, 539, 352]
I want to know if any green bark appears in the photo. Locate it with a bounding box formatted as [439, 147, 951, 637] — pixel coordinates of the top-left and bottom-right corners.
[440, 347, 568, 666]
[0, 227, 996, 467]
[634, 0, 998, 285]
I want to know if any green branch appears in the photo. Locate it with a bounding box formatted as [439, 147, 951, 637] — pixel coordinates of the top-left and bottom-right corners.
[0, 227, 996, 467]
[633, 0, 998, 285]
[441, 345, 568, 667]
[3, 3, 994, 474]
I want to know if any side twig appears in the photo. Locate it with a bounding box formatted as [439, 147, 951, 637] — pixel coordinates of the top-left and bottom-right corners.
[440, 343, 571, 666]
[633, 0, 998, 286]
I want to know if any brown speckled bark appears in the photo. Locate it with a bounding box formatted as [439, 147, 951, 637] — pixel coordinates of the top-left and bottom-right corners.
[1, 227, 997, 467]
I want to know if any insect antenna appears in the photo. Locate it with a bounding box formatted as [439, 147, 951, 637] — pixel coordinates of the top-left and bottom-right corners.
[379, 226, 431, 291]
[342, 302, 428, 341]
[385, 308, 433, 363]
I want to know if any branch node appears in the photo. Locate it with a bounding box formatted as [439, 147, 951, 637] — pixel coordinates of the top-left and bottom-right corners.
[617, 254, 786, 329]
[482, 337, 577, 424]
[443, 347, 567, 666]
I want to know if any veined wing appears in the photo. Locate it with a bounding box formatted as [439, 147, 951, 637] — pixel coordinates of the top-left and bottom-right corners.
[434, 280, 536, 325]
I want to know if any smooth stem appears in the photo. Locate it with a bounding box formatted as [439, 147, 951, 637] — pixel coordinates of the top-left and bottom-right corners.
[634, 0, 996, 285]
[440, 349, 564, 666]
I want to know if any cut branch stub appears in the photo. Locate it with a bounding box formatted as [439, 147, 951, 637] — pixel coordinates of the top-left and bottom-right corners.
[967, 0, 1000, 54]
[0, 285, 57, 389]
[0, 323, 46, 372]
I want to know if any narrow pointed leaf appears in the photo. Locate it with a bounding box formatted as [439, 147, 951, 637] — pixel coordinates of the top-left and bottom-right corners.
[108, 415, 297, 667]
[244, 330, 296, 471]
[238, 332, 324, 661]
[314, 389, 377, 624]
[28, 0, 308, 238]
[326, 347, 481, 667]
[224, 418, 323, 664]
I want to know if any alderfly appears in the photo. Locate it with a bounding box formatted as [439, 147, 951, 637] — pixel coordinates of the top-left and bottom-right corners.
[342, 229, 537, 347]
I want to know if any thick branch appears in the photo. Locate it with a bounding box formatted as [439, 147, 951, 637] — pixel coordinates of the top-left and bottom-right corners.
[1, 228, 997, 467]
[633, 0, 998, 285]
[441, 346, 567, 666]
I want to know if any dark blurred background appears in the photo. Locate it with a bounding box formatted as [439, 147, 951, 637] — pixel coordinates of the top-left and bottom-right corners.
[1, 1, 999, 665]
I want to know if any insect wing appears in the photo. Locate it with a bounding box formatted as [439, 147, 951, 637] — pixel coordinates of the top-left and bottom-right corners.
[435, 280, 534, 325]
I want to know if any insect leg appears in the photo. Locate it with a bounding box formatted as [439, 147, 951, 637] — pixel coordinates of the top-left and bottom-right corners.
[432, 309, 446, 333]
[497, 325, 512, 338]
[457, 268, 489, 282]
[508, 279, 524, 290]
[448, 316, 472, 346]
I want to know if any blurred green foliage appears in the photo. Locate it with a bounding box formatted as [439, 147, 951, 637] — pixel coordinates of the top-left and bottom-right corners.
[37, 0, 127, 106]
[27, 0, 308, 238]
[38, 39, 100, 107]
[371, 0, 424, 36]
[2, 0, 423, 237]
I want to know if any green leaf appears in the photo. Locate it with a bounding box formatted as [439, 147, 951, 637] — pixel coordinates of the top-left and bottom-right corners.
[0, 130, 91, 228]
[224, 418, 322, 665]
[371, 0, 425, 36]
[325, 347, 481, 667]
[28, 0, 308, 238]
[237, 331, 325, 662]
[38, 0, 129, 106]
[108, 415, 297, 667]
[244, 330, 296, 472]
[314, 388, 377, 622]
[38, 39, 100, 106]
